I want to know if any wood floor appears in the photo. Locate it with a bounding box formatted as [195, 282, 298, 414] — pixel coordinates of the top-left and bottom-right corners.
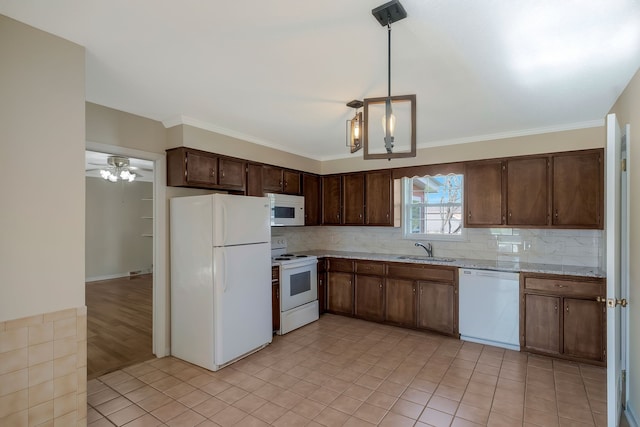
[86, 274, 154, 379]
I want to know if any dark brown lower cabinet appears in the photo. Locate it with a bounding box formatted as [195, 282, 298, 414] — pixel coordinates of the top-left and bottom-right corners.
[521, 273, 606, 365]
[417, 281, 455, 335]
[385, 278, 416, 327]
[563, 298, 605, 361]
[355, 275, 384, 322]
[524, 294, 560, 354]
[327, 272, 353, 316]
[317, 260, 326, 315]
[271, 266, 280, 333]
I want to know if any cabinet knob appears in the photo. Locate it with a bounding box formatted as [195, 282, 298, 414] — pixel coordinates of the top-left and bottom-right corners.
[508, 211, 512, 217]
[468, 212, 472, 219]
[210, 169, 215, 177]
[221, 170, 225, 177]
[566, 304, 569, 312]
[379, 284, 382, 289]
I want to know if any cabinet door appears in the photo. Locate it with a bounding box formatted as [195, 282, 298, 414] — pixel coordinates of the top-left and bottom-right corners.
[343, 173, 365, 225]
[322, 175, 342, 225]
[417, 281, 455, 335]
[552, 150, 602, 228]
[283, 170, 301, 195]
[327, 272, 353, 315]
[506, 157, 548, 226]
[524, 294, 560, 354]
[465, 160, 504, 226]
[303, 174, 321, 226]
[365, 170, 393, 226]
[246, 163, 263, 197]
[563, 298, 605, 361]
[385, 278, 416, 327]
[218, 157, 246, 190]
[186, 151, 218, 186]
[262, 166, 283, 193]
[317, 269, 326, 315]
[355, 275, 384, 322]
[272, 284, 280, 332]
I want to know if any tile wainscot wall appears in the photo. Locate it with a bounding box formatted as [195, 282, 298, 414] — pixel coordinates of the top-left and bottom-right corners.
[0, 307, 88, 426]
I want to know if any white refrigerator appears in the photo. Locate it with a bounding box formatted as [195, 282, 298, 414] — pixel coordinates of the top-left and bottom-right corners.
[170, 194, 272, 371]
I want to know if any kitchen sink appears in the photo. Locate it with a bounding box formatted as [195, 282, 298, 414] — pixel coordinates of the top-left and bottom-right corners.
[396, 255, 456, 262]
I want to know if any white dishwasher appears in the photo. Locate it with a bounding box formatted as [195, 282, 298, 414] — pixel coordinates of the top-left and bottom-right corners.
[459, 268, 520, 351]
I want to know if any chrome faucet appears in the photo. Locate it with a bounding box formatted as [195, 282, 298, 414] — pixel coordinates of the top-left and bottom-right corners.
[415, 242, 433, 257]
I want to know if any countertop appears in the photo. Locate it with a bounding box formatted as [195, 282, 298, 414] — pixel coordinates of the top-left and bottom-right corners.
[298, 250, 605, 278]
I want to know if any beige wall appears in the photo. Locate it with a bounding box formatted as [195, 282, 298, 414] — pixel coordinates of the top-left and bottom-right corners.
[0, 15, 87, 426]
[322, 126, 605, 174]
[174, 124, 322, 174]
[85, 102, 168, 154]
[609, 67, 640, 423]
[0, 15, 85, 322]
[85, 177, 153, 280]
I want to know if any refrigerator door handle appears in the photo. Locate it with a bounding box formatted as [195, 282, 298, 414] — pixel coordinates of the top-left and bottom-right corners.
[222, 204, 228, 245]
[222, 249, 228, 292]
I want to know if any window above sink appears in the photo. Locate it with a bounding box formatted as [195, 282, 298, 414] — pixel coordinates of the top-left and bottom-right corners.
[402, 174, 467, 242]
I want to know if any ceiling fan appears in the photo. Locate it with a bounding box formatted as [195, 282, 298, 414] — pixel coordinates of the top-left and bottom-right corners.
[87, 155, 152, 183]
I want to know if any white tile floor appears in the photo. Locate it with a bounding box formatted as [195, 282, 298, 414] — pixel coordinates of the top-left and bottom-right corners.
[87, 314, 607, 426]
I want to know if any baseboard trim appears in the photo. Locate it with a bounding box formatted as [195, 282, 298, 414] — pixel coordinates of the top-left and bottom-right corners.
[86, 273, 130, 282]
[86, 268, 152, 283]
[626, 403, 638, 427]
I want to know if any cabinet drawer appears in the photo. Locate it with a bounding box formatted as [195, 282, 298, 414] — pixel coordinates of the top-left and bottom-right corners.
[387, 263, 454, 282]
[525, 277, 604, 297]
[327, 258, 354, 273]
[271, 266, 279, 281]
[355, 261, 385, 276]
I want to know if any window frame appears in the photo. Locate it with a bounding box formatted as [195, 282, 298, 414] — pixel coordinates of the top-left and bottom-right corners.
[402, 175, 467, 242]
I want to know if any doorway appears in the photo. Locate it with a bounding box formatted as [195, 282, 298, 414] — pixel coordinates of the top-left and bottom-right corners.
[84, 142, 168, 378]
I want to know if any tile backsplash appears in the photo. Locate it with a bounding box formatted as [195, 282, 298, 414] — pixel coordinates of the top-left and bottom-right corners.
[275, 226, 603, 268]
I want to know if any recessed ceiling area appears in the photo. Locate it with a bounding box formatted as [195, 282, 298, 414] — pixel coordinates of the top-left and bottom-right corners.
[2, 0, 639, 160]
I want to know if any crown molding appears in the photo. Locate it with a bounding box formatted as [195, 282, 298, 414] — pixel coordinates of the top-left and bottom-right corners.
[162, 116, 605, 162]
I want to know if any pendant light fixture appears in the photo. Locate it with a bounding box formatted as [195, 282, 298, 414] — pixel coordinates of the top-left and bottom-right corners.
[346, 100, 364, 153]
[361, 0, 416, 160]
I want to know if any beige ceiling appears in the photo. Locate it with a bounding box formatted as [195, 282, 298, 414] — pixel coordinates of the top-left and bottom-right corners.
[2, 0, 639, 161]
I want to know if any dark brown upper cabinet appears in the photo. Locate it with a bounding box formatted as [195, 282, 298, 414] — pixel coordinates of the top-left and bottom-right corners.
[365, 170, 393, 226]
[342, 173, 365, 225]
[322, 175, 342, 225]
[465, 160, 504, 226]
[303, 173, 321, 226]
[262, 165, 301, 195]
[246, 162, 264, 197]
[505, 156, 549, 226]
[552, 150, 603, 228]
[465, 149, 603, 229]
[166, 147, 246, 192]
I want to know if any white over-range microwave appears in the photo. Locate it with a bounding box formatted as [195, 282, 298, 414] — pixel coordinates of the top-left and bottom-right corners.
[267, 193, 305, 226]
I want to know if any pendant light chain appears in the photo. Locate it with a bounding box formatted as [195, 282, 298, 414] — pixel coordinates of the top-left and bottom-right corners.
[388, 20, 392, 98]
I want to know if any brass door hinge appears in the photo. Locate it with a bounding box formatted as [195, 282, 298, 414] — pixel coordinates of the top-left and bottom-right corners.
[607, 298, 628, 308]
[622, 158, 627, 172]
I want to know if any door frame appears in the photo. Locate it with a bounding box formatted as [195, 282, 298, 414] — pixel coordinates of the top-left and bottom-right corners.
[606, 114, 627, 426]
[86, 141, 168, 358]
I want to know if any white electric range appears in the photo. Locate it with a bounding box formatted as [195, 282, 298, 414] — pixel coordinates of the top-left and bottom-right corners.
[271, 237, 319, 335]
